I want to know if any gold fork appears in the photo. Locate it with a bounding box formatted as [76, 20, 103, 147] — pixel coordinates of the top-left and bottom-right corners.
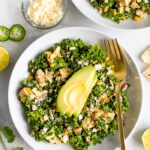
[104, 39, 127, 150]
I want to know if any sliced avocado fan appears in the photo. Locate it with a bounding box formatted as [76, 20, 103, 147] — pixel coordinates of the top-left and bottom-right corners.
[57, 66, 97, 117]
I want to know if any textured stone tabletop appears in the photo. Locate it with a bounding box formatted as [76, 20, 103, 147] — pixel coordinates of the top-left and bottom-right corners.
[0, 0, 150, 150]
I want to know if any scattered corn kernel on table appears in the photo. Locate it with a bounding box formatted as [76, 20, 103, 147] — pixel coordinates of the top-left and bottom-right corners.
[0, 0, 150, 150]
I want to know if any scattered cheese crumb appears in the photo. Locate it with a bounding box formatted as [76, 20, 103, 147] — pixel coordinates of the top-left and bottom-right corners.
[69, 47, 76, 51]
[62, 135, 69, 143]
[43, 115, 49, 121]
[78, 114, 83, 121]
[94, 64, 103, 71]
[32, 105, 37, 111]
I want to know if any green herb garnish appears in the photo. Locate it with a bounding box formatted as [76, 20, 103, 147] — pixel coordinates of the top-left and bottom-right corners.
[2, 127, 15, 143]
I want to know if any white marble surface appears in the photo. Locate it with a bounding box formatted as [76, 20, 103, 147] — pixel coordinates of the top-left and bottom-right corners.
[0, 0, 150, 150]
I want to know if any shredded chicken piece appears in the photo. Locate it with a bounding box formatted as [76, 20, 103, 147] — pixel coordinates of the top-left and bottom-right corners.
[136, 9, 148, 18]
[47, 46, 61, 63]
[59, 68, 73, 79]
[103, 112, 116, 123]
[32, 88, 47, 101]
[82, 117, 95, 130]
[35, 69, 53, 87]
[35, 69, 46, 87]
[45, 70, 53, 82]
[73, 128, 82, 135]
[94, 110, 105, 119]
[61, 135, 69, 143]
[98, 93, 110, 104]
[120, 0, 132, 6]
[19, 87, 32, 98]
[130, 0, 139, 9]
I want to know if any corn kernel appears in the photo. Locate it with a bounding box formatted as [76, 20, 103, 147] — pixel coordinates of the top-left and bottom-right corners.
[27, 75, 34, 81]
[111, 65, 115, 68]
[45, 51, 52, 57]
[113, 9, 117, 16]
[106, 57, 110, 61]
[97, 81, 103, 86]
[40, 117, 44, 123]
[109, 80, 114, 86]
[134, 15, 141, 22]
[26, 88, 32, 95]
[103, 7, 109, 13]
[64, 129, 68, 135]
[50, 63, 55, 68]
[121, 16, 126, 20]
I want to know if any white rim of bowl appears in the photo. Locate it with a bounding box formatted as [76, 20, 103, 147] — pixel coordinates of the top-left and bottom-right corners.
[8, 27, 143, 149]
[71, 0, 150, 31]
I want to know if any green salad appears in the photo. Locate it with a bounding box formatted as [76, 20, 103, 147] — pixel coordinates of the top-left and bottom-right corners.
[18, 39, 129, 150]
[90, 0, 150, 23]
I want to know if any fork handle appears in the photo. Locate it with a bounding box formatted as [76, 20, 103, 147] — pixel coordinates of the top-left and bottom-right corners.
[115, 82, 126, 150]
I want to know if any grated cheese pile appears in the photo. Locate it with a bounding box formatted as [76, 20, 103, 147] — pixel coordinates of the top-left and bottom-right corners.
[27, 0, 64, 27]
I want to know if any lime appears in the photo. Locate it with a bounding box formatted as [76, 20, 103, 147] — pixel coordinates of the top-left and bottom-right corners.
[142, 128, 150, 150]
[0, 46, 10, 71]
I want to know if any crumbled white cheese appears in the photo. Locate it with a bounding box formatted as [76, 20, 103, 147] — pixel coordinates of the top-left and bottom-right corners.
[40, 127, 48, 135]
[49, 110, 54, 120]
[43, 127, 48, 133]
[69, 47, 76, 51]
[83, 62, 89, 66]
[77, 61, 83, 65]
[86, 136, 90, 142]
[70, 56, 74, 62]
[94, 64, 103, 71]
[119, 6, 124, 13]
[104, 0, 108, 3]
[109, 86, 114, 90]
[67, 127, 72, 132]
[32, 105, 37, 111]
[125, 6, 130, 12]
[27, 0, 64, 27]
[62, 135, 69, 143]
[107, 69, 113, 75]
[78, 114, 83, 121]
[92, 128, 97, 133]
[43, 114, 49, 121]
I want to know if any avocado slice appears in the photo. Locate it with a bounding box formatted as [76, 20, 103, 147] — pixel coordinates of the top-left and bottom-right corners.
[66, 73, 97, 117]
[57, 66, 97, 117]
[73, 74, 97, 117]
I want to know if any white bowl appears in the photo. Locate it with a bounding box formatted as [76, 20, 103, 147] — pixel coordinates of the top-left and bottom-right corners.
[72, 0, 150, 30]
[8, 27, 143, 150]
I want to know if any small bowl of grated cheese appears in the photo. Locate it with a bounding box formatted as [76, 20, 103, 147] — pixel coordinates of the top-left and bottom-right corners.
[22, 0, 68, 29]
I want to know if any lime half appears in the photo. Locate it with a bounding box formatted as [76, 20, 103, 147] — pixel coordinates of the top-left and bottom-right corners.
[0, 46, 10, 71]
[142, 128, 150, 150]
